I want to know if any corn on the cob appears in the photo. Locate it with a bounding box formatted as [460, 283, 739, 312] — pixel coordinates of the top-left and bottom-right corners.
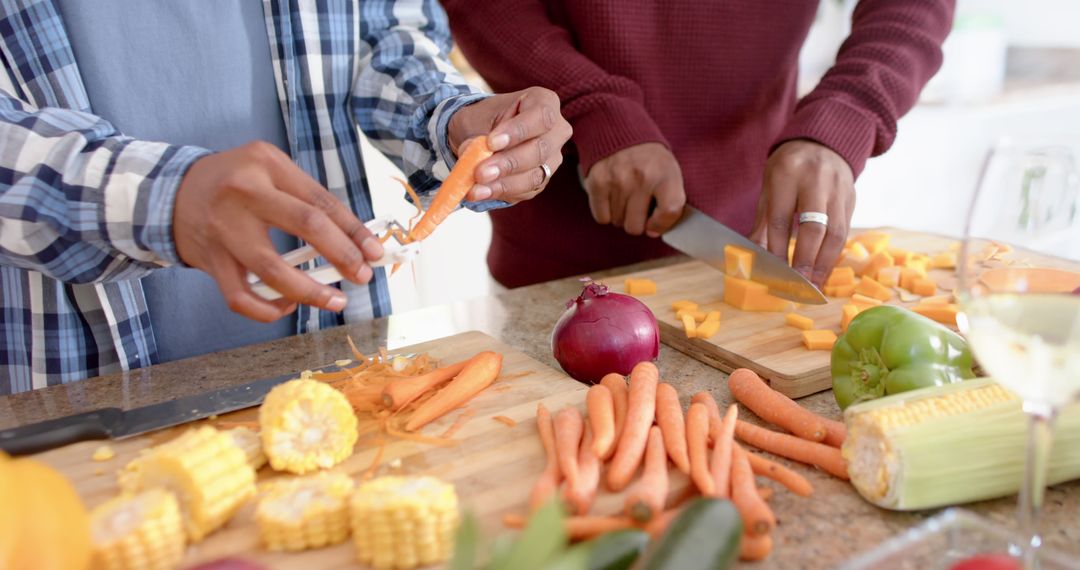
[256, 472, 355, 551]
[90, 488, 185, 570]
[350, 476, 459, 569]
[120, 426, 256, 541]
[259, 379, 359, 474]
[227, 427, 268, 470]
[843, 378, 1080, 510]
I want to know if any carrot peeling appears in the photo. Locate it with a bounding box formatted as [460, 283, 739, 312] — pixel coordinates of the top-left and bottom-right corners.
[439, 408, 475, 439]
[492, 415, 517, 427]
[728, 368, 827, 442]
[735, 420, 849, 480]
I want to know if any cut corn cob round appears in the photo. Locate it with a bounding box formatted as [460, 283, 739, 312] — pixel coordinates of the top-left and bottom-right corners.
[227, 427, 268, 470]
[350, 476, 459, 569]
[843, 378, 1080, 510]
[256, 472, 355, 551]
[120, 426, 256, 541]
[91, 488, 185, 570]
[259, 379, 359, 474]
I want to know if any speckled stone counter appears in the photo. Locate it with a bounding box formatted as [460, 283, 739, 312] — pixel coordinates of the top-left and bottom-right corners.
[1, 257, 1077, 569]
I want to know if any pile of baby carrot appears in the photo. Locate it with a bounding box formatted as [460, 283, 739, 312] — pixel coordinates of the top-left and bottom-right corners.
[510, 362, 848, 562]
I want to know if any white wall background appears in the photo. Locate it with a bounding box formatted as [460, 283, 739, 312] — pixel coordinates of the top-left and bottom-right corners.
[367, 0, 1080, 313]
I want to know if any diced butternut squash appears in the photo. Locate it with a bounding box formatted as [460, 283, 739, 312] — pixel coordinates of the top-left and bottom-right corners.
[802, 330, 838, 351]
[841, 304, 861, 333]
[681, 313, 696, 338]
[887, 248, 912, 266]
[904, 255, 929, 274]
[676, 308, 708, 322]
[824, 283, 856, 297]
[695, 318, 721, 339]
[625, 278, 657, 295]
[723, 276, 794, 312]
[837, 242, 871, 273]
[876, 266, 902, 288]
[851, 293, 884, 309]
[671, 300, 698, 312]
[785, 313, 814, 330]
[900, 266, 927, 291]
[853, 231, 891, 255]
[912, 276, 937, 297]
[705, 310, 721, 322]
[826, 266, 856, 287]
[913, 303, 959, 326]
[724, 245, 754, 279]
[929, 252, 956, 269]
[854, 276, 893, 302]
[859, 250, 894, 278]
[920, 294, 952, 305]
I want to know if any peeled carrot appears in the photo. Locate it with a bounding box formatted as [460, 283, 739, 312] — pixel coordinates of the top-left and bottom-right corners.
[606, 362, 659, 491]
[405, 351, 502, 431]
[554, 407, 584, 486]
[690, 391, 722, 444]
[625, 426, 669, 523]
[564, 426, 601, 515]
[407, 136, 494, 242]
[739, 532, 774, 561]
[599, 373, 629, 451]
[746, 450, 813, 497]
[735, 420, 849, 480]
[503, 513, 635, 541]
[732, 444, 776, 537]
[655, 383, 690, 474]
[728, 368, 826, 442]
[686, 402, 715, 496]
[823, 419, 847, 448]
[586, 384, 616, 460]
[528, 403, 562, 511]
[708, 404, 738, 498]
[381, 360, 468, 410]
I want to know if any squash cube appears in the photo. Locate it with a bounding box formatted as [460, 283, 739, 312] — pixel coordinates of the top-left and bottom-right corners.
[930, 252, 957, 269]
[671, 300, 698, 312]
[840, 304, 861, 333]
[851, 293, 884, 310]
[887, 248, 912, 266]
[724, 245, 754, 279]
[681, 313, 697, 339]
[853, 231, 891, 255]
[854, 276, 893, 302]
[876, 266, 902, 288]
[802, 330, 838, 351]
[723, 276, 793, 312]
[913, 303, 959, 326]
[695, 318, 721, 339]
[826, 266, 856, 287]
[912, 276, 937, 297]
[837, 242, 871, 273]
[785, 313, 814, 330]
[823, 283, 856, 297]
[625, 278, 657, 295]
[859, 250, 894, 278]
[900, 267, 927, 291]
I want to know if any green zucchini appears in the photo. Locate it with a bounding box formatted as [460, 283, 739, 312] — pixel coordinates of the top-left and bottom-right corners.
[545, 529, 650, 570]
[634, 499, 742, 570]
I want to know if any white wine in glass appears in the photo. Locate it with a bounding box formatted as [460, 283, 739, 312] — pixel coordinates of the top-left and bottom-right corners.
[957, 137, 1080, 567]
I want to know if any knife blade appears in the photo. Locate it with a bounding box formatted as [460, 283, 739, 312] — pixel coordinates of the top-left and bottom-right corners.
[662, 205, 827, 304]
[0, 370, 301, 456]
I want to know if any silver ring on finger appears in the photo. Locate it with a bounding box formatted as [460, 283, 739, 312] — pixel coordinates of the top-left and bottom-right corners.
[539, 163, 552, 185]
[798, 211, 829, 226]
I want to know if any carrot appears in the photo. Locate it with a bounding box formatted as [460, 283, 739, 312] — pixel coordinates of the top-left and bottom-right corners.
[686, 402, 715, 496]
[739, 532, 774, 561]
[746, 450, 813, 497]
[731, 444, 776, 537]
[381, 359, 468, 410]
[708, 404, 738, 498]
[823, 418, 847, 448]
[625, 426, 669, 523]
[502, 513, 635, 541]
[564, 426, 601, 515]
[492, 415, 517, 427]
[554, 406, 585, 487]
[606, 362, 659, 492]
[599, 373, 629, 447]
[644, 507, 682, 539]
[529, 403, 562, 511]
[404, 351, 502, 431]
[728, 368, 826, 442]
[691, 391, 722, 444]
[735, 420, 849, 480]
[586, 384, 616, 460]
[757, 486, 774, 502]
[655, 383, 691, 474]
[407, 136, 494, 242]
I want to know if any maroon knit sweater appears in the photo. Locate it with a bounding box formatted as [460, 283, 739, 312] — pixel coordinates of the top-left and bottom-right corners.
[443, 0, 954, 288]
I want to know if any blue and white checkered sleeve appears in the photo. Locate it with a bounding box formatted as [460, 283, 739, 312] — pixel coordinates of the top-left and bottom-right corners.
[355, 0, 503, 211]
[0, 91, 211, 283]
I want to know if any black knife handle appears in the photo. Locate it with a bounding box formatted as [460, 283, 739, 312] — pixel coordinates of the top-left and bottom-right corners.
[0, 408, 122, 456]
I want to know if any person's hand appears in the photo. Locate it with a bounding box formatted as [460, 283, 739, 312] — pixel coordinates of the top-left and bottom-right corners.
[447, 87, 572, 204]
[583, 142, 686, 237]
[174, 141, 384, 322]
[749, 140, 855, 288]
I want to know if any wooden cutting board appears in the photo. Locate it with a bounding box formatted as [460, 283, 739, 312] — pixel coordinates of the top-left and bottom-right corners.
[611, 228, 968, 399]
[29, 331, 604, 569]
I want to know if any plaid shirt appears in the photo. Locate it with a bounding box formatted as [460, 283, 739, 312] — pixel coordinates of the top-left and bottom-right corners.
[0, 0, 488, 394]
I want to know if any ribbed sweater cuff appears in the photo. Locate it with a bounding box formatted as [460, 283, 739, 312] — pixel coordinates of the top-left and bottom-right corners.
[773, 99, 878, 177]
[571, 98, 670, 176]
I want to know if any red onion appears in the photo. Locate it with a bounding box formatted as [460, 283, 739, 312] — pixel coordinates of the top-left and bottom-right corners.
[551, 281, 660, 384]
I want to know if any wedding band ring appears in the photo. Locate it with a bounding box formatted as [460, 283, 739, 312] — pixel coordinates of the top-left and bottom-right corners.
[539, 163, 552, 184]
[798, 211, 829, 226]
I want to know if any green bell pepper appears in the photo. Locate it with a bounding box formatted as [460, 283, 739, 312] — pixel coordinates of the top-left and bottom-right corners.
[831, 305, 976, 410]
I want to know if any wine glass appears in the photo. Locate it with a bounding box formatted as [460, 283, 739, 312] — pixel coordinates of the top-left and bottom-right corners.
[956, 137, 1080, 567]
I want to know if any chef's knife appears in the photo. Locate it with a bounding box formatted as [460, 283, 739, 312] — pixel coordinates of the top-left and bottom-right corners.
[662, 205, 828, 304]
[0, 370, 301, 456]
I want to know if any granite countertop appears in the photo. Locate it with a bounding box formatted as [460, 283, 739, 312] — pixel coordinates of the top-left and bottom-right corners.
[1, 257, 1077, 569]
